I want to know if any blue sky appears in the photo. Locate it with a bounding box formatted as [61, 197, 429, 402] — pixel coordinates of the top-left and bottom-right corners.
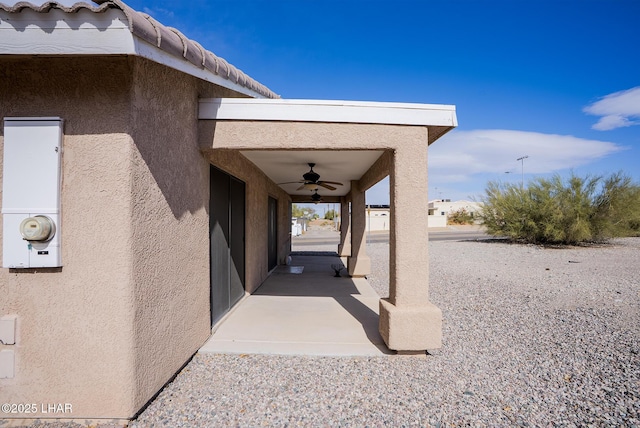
[17, 0, 639, 204]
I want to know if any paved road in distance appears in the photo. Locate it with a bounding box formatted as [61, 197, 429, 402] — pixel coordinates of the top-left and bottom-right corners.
[292, 230, 492, 246]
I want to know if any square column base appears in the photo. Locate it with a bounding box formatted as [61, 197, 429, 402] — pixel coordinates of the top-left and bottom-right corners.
[337, 242, 351, 257]
[347, 255, 370, 277]
[379, 298, 442, 351]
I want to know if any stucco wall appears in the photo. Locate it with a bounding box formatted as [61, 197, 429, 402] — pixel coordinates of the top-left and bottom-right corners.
[428, 214, 448, 228]
[126, 59, 254, 412]
[200, 121, 429, 151]
[366, 210, 391, 231]
[0, 57, 138, 418]
[0, 55, 257, 420]
[202, 149, 292, 294]
[128, 59, 206, 413]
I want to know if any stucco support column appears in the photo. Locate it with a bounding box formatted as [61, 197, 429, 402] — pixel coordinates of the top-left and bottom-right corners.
[337, 197, 351, 257]
[379, 140, 442, 351]
[347, 180, 370, 277]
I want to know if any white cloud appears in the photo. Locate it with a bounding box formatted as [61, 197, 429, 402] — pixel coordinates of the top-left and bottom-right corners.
[583, 86, 640, 130]
[366, 129, 624, 204]
[428, 129, 625, 180]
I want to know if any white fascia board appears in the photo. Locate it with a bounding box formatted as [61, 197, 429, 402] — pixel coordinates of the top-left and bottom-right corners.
[0, 9, 268, 99]
[0, 9, 136, 54]
[199, 98, 458, 127]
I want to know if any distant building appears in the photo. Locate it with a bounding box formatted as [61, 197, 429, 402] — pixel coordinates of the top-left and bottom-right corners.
[428, 199, 483, 219]
[366, 205, 391, 231]
[363, 202, 480, 230]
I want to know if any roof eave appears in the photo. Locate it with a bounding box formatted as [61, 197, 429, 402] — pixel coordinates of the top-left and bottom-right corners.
[199, 98, 458, 144]
[0, 1, 279, 99]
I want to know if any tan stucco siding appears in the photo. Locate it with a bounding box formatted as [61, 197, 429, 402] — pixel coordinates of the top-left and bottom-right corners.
[0, 57, 137, 417]
[127, 58, 214, 411]
[200, 121, 429, 151]
[359, 150, 393, 191]
[0, 56, 256, 419]
[389, 139, 430, 305]
[202, 149, 291, 294]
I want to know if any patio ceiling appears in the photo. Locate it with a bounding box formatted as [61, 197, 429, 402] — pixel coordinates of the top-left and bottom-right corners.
[200, 98, 458, 203]
[240, 150, 385, 198]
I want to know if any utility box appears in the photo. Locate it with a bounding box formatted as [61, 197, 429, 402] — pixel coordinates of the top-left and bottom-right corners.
[2, 118, 63, 268]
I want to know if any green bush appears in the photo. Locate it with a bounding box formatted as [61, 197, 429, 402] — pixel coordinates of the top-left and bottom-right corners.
[448, 208, 475, 225]
[479, 172, 640, 245]
[324, 209, 337, 220]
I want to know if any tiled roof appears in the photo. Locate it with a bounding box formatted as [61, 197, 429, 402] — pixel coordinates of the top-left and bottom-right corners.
[0, 0, 279, 99]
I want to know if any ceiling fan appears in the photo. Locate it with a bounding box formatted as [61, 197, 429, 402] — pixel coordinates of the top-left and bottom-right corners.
[279, 163, 344, 191]
[310, 191, 323, 204]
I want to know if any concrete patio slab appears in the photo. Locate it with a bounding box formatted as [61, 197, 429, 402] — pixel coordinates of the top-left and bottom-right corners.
[199, 254, 392, 356]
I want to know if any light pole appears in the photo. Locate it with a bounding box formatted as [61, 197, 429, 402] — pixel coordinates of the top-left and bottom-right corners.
[516, 155, 529, 189]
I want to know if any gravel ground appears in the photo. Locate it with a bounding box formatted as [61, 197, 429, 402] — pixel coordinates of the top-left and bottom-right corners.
[10, 237, 640, 427]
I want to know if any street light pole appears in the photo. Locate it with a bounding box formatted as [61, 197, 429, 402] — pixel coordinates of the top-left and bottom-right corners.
[516, 155, 529, 189]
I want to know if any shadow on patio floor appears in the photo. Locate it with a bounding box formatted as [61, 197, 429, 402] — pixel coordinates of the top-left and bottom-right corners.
[199, 254, 392, 356]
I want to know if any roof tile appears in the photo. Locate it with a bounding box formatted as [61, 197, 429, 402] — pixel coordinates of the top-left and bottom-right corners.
[0, 0, 279, 98]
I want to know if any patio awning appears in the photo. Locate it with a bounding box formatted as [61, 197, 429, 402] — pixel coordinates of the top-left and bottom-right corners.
[198, 98, 457, 200]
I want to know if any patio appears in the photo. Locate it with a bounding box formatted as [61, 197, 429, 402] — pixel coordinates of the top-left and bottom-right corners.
[199, 253, 393, 356]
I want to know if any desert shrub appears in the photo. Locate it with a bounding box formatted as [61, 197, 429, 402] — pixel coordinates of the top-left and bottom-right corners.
[324, 209, 337, 220]
[448, 208, 475, 225]
[479, 172, 640, 245]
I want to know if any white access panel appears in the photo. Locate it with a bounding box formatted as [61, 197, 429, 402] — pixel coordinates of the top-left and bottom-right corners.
[0, 315, 17, 345]
[0, 349, 15, 378]
[2, 118, 63, 268]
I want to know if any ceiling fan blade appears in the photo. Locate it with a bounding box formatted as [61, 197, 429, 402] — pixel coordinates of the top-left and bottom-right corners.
[278, 180, 304, 185]
[296, 184, 308, 191]
[317, 182, 337, 191]
[319, 180, 343, 186]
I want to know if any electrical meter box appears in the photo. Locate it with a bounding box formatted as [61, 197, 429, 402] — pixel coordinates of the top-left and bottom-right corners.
[2, 118, 63, 268]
